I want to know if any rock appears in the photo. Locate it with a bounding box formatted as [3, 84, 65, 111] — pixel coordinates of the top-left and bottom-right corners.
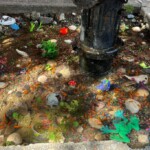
[7, 132, 22, 145]
[18, 113, 31, 127]
[68, 25, 77, 31]
[50, 39, 57, 43]
[0, 135, 4, 145]
[138, 130, 149, 144]
[64, 39, 72, 44]
[55, 65, 71, 78]
[31, 11, 40, 20]
[46, 93, 60, 107]
[0, 82, 8, 89]
[125, 99, 141, 114]
[132, 26, 141, 32]
[77, 126, 83, 133]
[4, 125, 16, 136]
[37, 75, 47, 84]
[88, 118, 103, 129]
[95, 102, 105, 112]
[141, 41, 146, 45]
[136, 89, 149, 97]
[39, 16, 53, 25]
[56, 116, 64, 124]
[94, 133, 103, 141]
[36, 44, 42, 48]
[59, 13, 65, 21]
[127, 14, 134, 19]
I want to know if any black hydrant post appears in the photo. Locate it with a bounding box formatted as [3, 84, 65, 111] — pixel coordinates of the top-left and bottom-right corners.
[73, 0, 128, 75]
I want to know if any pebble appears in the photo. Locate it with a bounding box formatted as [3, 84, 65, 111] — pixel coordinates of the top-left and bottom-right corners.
[77, 126, 83, 133]
[18, 113, 31, 127]
[0, 82, 8, 89]
[46, 93, 59, 107]
[132, 26, 141, 32]
[117, 67, 126, 75]
[37, 75, 47, 84]
[68, 25, 77, 31]
[95, 102, 105, 112]
[50, 39, 57, 43]
[141, 41, 146, 45]
[136, 89, 149, 97]
[127, 14, 134, 19]
[125, 99, 141, 113]
[16, 64, 21, 68]
[7, 132, 22, 145]
[36, 44, 42, 48]
[64, 39, 72, 44]
[0, 135, 4, 145]
[138, 133, 149, 144]
[59, 13, 65, 21]
[88, 118, 103, 129]
[39, 16, 53, 25]
[94, 133, 103, 141]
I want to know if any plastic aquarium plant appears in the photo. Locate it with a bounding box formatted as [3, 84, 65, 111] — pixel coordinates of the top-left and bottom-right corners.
[41, 40, 58, 59]
[29, 22, 36, 32]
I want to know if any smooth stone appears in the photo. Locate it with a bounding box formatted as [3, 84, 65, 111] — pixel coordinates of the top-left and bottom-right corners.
[132, 26, 141, 32]
[136, 89, 149, 97]
[77, 126, 83, 133]
[138, 134, 149, 144]
[94, 133, 103, 141]
[141, 41, 146, 45]
[0, 82, 8, 89]
[50, 39, 57, 43]
[125, 99, 141, 114]
[39, 16, 53, 25]
[0, 135, 4, 145]
[95, 102, 105, 112]
[7, 132, 22, 145]
[59, 13, 65, 21]
[127, 14, 135, 19]
[64, 39, 72, 44]
[88, 118, 103, 129]
[37, 75, 47, 84]
[68, 25, 77, 31]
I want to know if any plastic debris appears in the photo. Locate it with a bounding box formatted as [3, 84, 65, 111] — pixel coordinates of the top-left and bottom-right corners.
[101, 110, 140, 143]
[10, 24, 20, 31]
[124, 75, 148, 84]
[96, 79, 111, 91]
[46, 93, 61, 107]
[59, 27, 68, 35]
[139, 62, 150, 69]
[68, 80, 77, 88]
[16, 49, 29, 58]
[0, 16, 16, 25]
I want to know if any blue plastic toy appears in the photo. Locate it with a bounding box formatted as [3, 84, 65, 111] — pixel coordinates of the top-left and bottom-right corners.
[96, 79, 111, 91]
[10, 23, 20, 31]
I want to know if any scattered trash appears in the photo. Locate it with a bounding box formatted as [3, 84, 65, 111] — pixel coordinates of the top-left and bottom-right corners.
[10, 23, 20, 31]
[96, 79, 111, 91]
[124, 75, 148, 84]
[68, 80, 77, 88]
[101, 110, 140, 143]
[0, 16, 16, 25]
[139, 62, 150, 69]
[59, 27, 68, 35]
[46, 93, 61, 107]
[16, 49, 29, 58]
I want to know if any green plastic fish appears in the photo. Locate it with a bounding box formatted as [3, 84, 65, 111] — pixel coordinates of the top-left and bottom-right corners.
[139, 62, 150, 69]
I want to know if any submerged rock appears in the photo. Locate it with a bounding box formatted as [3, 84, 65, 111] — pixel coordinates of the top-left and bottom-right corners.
[88, 118, 103, 129]
[7, 132, 22, 145]
[125, 99, 141, 114]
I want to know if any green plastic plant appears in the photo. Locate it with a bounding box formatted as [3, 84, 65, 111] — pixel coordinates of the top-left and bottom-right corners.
[12, 112, 20, 121]
[124, 5, 134, 14]
[41, 40, 58, 59]
[29, 22, 36, 32]
[37, 22, 43, 30]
